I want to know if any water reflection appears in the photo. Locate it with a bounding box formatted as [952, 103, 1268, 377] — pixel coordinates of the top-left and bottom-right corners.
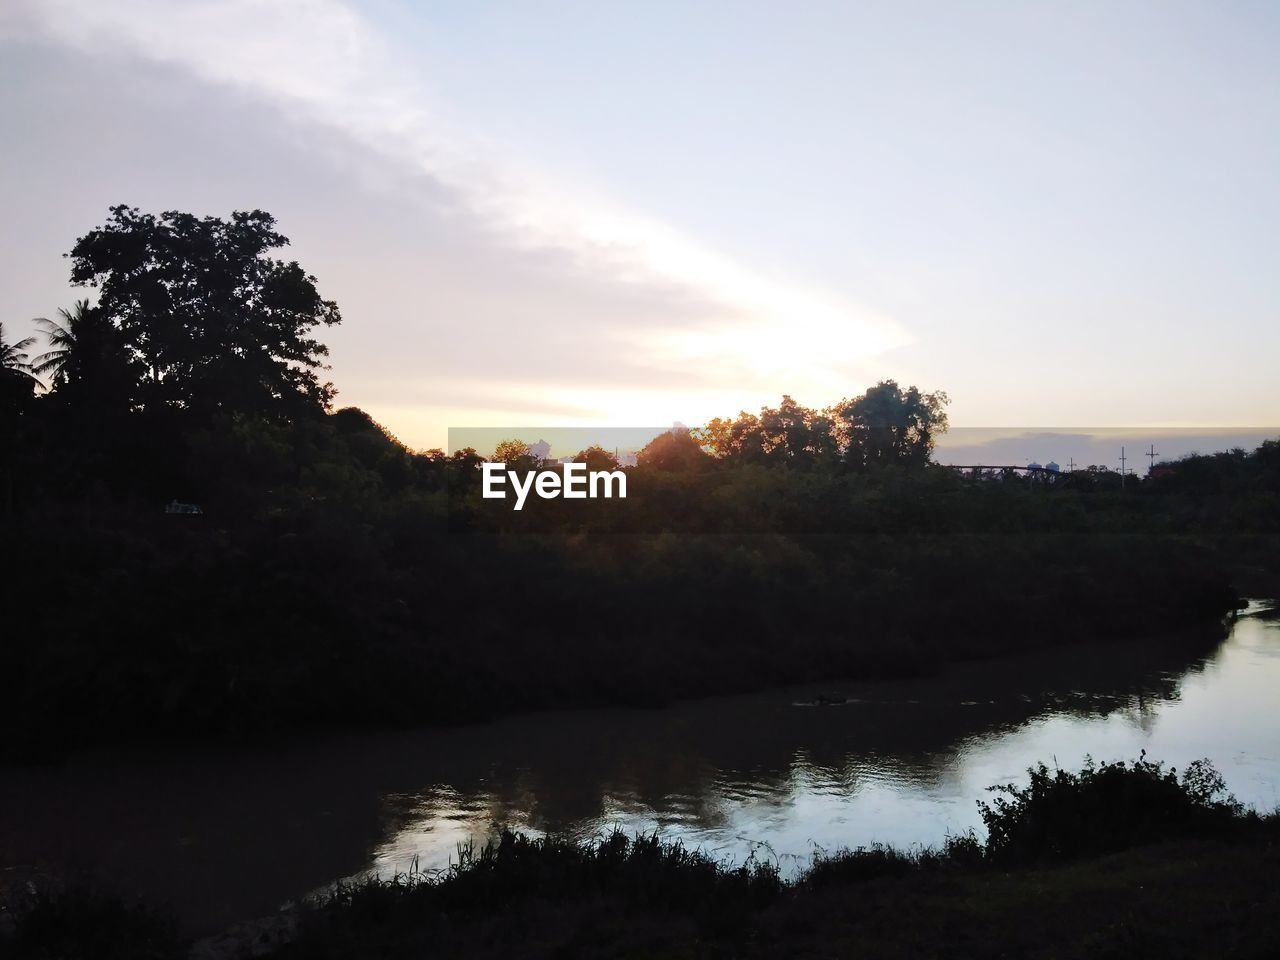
[365, 606, 1278, 876]
[2, 605, 1276, 935]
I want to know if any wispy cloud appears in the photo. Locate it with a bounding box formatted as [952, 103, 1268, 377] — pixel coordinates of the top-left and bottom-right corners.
[14, 0, 912, 421]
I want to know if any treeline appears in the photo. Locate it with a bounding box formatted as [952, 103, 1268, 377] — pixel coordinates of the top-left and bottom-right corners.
[0, 206, 1271, 757]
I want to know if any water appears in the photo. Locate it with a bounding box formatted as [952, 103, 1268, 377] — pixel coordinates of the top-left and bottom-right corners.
[2, 602, 1278, 934]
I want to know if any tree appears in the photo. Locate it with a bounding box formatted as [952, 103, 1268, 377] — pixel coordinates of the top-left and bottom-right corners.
[30, 300, 138, 411]
[0, 322, 41, 513]
[697, 412, 768, 462]
[833, 380, 949, 470]
[699, 398, 838, 466]
[29, 299, 88, 385]
[493, 439, 533, 466]
[66, 206, 341, 419]
[574, 445, 620, 471]
[0, 322, 40, 413]
[758, 395, 838, 465]
[0, 322, 37, 382]
[637, 428, 710, 471]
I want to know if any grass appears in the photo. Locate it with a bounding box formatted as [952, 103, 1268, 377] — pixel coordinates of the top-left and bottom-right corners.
[4, 758, 1276, 959]
[0, 881, 181, 960]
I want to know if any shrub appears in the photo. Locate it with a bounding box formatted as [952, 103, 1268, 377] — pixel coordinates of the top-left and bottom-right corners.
[1, 882, 182, 960]
[979, 753, 1246, 865]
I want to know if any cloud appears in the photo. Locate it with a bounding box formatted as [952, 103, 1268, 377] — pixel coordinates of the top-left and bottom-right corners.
[12, 0, 912, 425]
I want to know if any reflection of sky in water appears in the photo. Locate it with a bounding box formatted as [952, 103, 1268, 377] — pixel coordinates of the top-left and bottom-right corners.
[368, 606, 1280, 879]
[8, 605, 1276, 935]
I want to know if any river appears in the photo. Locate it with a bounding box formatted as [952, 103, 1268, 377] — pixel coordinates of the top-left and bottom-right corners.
[2, 601, 1277, 935]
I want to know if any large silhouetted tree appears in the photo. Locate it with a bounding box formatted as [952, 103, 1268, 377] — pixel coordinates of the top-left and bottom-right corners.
[759, 394, 839, 465]
[834, 380, 949, 470]
[66, 206, 341, 420]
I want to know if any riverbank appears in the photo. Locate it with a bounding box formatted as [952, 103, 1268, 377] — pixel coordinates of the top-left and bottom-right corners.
[7, 608, 1276, 941]
[4, 758, 1277, 959]
[7, 407, 1273, 761]
[1, 515, 1243, 762]
[276, 828, 1280, 960]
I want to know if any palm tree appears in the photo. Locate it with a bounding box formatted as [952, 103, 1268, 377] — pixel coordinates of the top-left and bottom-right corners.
[0, 322, 40, 518]
[28, 300, 138, 410]
[30, 299, 92, 386]
[0, 321, 39, 387]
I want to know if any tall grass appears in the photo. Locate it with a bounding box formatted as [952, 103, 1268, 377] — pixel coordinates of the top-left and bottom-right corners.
[0, 881, 181, 960]
[313, 829, 782, 928]
[1, 758, 1268, 958]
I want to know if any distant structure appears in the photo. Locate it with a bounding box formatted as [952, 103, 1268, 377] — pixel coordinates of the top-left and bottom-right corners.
[165, 500, 203, 515]
[1027, 461, 1043, 472]
[1046, 461, 1060, 473]
[528, 438, 552, 461]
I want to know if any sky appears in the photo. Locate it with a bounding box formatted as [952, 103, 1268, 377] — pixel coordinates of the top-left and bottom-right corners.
[2, 0, 1278, 452]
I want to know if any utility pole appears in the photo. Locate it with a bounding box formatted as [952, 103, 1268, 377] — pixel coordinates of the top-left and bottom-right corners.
[1119, 447, 1128, 490]
[1067, 457, 1076, 473]
[1146, 443, 1159, 475]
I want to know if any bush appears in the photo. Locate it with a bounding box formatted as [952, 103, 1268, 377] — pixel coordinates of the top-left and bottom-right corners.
[1, 882, 182, 960]
[979, 753, 1247, 865]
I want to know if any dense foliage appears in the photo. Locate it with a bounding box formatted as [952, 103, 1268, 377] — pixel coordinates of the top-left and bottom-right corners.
[979, 753, 1245, 865]
[0, 207, 1275, 757]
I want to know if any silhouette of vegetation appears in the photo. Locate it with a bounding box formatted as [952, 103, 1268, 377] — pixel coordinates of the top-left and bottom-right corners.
[492, 438, 533, 466]
[0, 881, 181, 960]
[65, 205, 340, 418]
[0, 322, 39, 418]
[29, 299, 138, 412]
[0, 206, 1274, 758]
[573, 444, 620, 471]
[699, 383, 947, 469]
[4, 759, 1276, 959]
[0, 322, 38, 383]
[979, 753, 1245, 865]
